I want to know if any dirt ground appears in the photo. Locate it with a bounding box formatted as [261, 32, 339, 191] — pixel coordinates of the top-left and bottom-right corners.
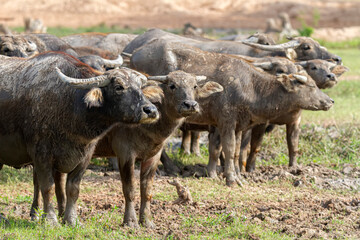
[1, 0, 360, 31]
[1, 163, 359, 239]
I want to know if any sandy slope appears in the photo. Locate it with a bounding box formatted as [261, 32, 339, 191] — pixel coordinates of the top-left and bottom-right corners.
[0, 0, 359, 30]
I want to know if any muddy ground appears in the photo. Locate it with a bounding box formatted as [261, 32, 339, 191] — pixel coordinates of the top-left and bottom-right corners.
[1, 162, 359, 239]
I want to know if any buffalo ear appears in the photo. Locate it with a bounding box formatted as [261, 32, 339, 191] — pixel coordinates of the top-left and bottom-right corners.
[142, 85, 164, 103]
[197, 81, 224, 98]
[285, 48, 297, 60]
[331, 65, 349, 78]
[276, 74, 295, 92]
[84, 87, 103, 108]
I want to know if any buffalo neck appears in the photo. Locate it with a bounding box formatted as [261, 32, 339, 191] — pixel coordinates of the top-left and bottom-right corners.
[140, 94, 185, 144]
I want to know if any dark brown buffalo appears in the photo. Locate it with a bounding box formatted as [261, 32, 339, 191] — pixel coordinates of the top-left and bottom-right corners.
[129, 40, 334, 186]
[0, 52, 160, 225]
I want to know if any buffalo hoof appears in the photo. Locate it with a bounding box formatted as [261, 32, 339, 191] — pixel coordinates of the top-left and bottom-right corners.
[140, 219, 156, 228]
[207, 170, 219, 179]
[123, 219, 140, 228]
[226, 176, 244, 187]
[63, 217, 81, 227]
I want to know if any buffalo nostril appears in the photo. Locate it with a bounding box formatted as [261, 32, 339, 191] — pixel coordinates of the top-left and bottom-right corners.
[333, 56, 342, 63]
[327, 74, 336, 80]
[143, 105, 157, 117]
[183, 101, 191, 109]
[183, 101, 198, 110]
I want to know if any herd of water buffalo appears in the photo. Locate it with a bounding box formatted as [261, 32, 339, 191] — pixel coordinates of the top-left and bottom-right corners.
[0, 28, 349, 227]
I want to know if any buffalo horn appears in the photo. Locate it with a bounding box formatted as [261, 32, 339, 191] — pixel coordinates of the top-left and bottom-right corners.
[195, 76, 207, 81]
[28, 41, 37, 51]
[252, 62, 273, 70]
[101, 55, 124, 68]
[56, 67, 110, 89]
[295, 61, 308, 67]
[242, 40, 301, 51]
[293, 74, 308, 83]
[121, 52, 132, 58]
[147, 75, 168, 82]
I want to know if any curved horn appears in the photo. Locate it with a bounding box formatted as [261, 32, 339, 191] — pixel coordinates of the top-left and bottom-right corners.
[241, 36, 259, 43]
[242, 40, 301, 51]
[27, 41, 37, 51]
[195, 75, 207, 81]
[252, 62, 273, 70]
[101, 55, 123, 68]
[295, 61, 308, 67]
[56, 67, 110, 89]
[121, 52, 132, 58]
[293, 74, 308, 84]
[147, 75, 168, 82]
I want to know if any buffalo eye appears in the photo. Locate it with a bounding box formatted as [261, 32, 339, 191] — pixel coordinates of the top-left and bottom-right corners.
[276, 69, 284, 74]
[115, 85, 124, 92]
[2, 47, 9, 53]
[194, 85, 198, 89]
[303, 44, 311, 50]
[311, 66, 317, 70]
[169, 84, 176, 90]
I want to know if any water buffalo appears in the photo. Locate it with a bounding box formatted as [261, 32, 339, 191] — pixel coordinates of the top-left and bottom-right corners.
[0, 34, 123, 71]
[238, 59, 349, 172]
[129, 40, 334, 186]
[0, 51, 160, 225]
[61, 32, 137, 55]
[92, 71, 223, 228]
[123, 28, 342, 64]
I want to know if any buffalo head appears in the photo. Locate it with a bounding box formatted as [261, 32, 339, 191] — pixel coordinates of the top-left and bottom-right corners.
[56, 67, 159, 124]
[0, 35, 38, 57]
[147, 71, 223, 118]
[277, 72, 334, 111]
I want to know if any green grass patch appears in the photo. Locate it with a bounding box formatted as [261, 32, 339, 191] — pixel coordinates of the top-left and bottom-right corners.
[302, 80, 360, 124]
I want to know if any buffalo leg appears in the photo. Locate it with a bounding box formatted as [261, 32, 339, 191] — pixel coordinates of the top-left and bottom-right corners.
[139, 151, 161, 228]
[219, 124, 242, 186]
[30, 169, 41, 221]
[239, 129, 251, 172]
[286, 117, 301, 167]
[62, 161, 88, 226]
[190, 131, 201, 156]
[246, 124, 267, 172]
[233, 130, 242, 176]
[180, 130, 191, 155]
[119, 157, 139, 228]
[207, 127, 222, 179]
[160, 150, 180, 175]
[33, 163, 58, 225]
[54, 171, 66, 217]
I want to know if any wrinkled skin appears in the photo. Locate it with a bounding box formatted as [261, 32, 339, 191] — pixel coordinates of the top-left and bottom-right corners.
[0, 52, 159, 225]
[130, 40, 334, 186]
